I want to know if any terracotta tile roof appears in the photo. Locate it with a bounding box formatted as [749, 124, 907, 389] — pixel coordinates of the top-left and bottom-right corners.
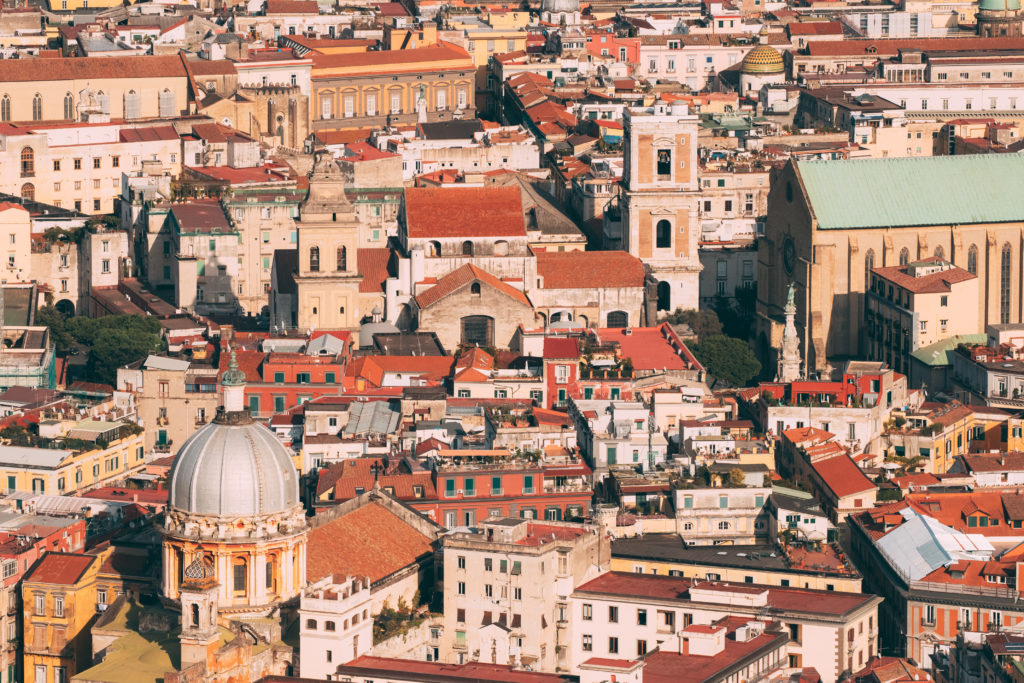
[543, 337, 579, 359]
[311, 44, 471, 75]
[188, 58, 238, 76]
[265, 0, 318, 12]
[590, 324, 701, 372]
[415, 264, 531, 309]
[804, 36, 1024, 57]
[119, 125, 178, 143]
[0, 54, 188, 82]
[404, 186, 526, 238]
[811, 454, 877, 499]
[307, 502, 435, 583]
[788, 20, 843, 35]
[535, 250, 645, 289]
[963, 452, 1024, 472]
[317, 458, 436, 500]
[342, 656, 568, 682]
[852, 657, 933, 683]
[24, 553, 94, 585]
[454, 347, 494, 382]
[904, 491, 1024, 536]
[575, 571, 876, 617]
[347, 355, 454, 387]
[871, 261, 975, 294]
[357, 247, 391, 293]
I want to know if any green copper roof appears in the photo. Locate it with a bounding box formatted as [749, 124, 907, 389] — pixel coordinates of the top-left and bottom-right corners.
[796, 155, 1024, 230]
[909, 334, 987, 367]
[980, 0, 1021, 12]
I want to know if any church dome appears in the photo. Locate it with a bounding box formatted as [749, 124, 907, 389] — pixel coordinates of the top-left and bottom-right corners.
[541, 0, 580, 14]
[741, 45, 785, 74]
[168, 418, 300, 519]
[979, 0, 1021, 11]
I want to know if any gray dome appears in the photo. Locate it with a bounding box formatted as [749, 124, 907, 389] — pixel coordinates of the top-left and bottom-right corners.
[169, 419, 300, 518]
[542, 0, 579, 13]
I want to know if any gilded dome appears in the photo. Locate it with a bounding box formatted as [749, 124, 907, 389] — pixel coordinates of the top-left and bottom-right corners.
[168, 418, 300, 519]
[741, 45, 785, 74]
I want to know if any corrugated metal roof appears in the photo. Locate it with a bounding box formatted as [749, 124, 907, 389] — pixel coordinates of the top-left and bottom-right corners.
[797, 155, 1024, 230]
[343, 401, 399, 436]
[875, 508, 993, 581]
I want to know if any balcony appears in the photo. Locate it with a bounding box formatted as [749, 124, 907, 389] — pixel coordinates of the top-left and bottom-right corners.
[543, 482, 590, 494]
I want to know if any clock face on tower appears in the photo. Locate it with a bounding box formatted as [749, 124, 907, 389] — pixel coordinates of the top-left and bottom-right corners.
[783, 235, 796, 276]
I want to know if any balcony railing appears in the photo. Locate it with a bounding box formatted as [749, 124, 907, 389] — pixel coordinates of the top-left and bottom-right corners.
[543, 482, 590, 493]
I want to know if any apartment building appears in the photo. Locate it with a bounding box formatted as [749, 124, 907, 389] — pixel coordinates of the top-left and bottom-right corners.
[569, 571, 881, 683]
[439, 517, 609, 672]
[298, 576, 374, 679]
[636, 35, 753, 91]
[22, 553, 99, 683]
[674, 481, 772, 545]
[570, 399, 668, 477]
[116, 354, 220, 454]
[866, 259, 980, 375]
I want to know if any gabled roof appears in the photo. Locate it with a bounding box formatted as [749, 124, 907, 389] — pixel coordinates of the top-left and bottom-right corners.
[307, 501, 436, 583]
[415, 264, 531, 309]
[404, 186, 526, 238]
[795, 155, 1024, 230]
[0, 54, 188, 82]
[535, 250, 645, 289]
[357, 247, 391, 293]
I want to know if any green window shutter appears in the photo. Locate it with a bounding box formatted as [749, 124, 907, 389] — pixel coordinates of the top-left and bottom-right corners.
[273, 372, 284, 383]
[274, 396, 285, 412]
[607, 447, 616, 465]
[524, 475, 533, 492]
[446, 479, 456, 495]
[196, 261, 205, 276]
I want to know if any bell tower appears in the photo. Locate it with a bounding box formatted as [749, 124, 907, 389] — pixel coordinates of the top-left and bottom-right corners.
[621, 101, 702, 315]
[179, 555, 220, 669]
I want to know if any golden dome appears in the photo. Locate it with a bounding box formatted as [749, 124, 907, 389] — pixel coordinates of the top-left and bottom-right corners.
[741, 45, 785, 74]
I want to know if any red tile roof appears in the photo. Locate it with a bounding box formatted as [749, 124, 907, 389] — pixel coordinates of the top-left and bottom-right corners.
[904, 491, 1024, 536]
[170, 199, 230, 233]
[871, 261, 975, 294]
[307, 502, 435, 583]
[415, 264, 531, 309]
[788, 20, 844, 35]
[575, 571, 877, 617]
[0, 54, 188, 82]
[346, 355, 454, 387]
[543, 337, 579, 359]
[341, 656, 567, 682]
[804, 36, 1024, 57]
[24, 553, 94, 585]
[265, 0, 318, 12]
[357, 247, 391, 294]
[311, 44, 471, 74]
[811, 454, 877, 499]
[591, 324, 701, 371]
[535, 251, 645, 289]
[404, 186, 526, 238]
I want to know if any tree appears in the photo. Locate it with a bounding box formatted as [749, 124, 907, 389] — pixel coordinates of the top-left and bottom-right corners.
[727, 467, 746, 487]
[663, 308, 722, 338]
[35, 305, 72, 353]
[689, 335, 761, 387]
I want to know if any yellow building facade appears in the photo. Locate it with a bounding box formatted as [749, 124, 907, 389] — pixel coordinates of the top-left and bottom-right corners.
[310, 44, 474, 131]
[23, 553, 99, 683]
[0, 432, 145, 496]
[0, 55, 191, 124]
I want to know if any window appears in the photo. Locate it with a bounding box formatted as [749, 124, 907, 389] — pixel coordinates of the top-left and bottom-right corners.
[457, 555, 466, 569]
[336, 246, 347, 271]
[609, 606, 618, 622]
[609, 636, 619, 653]
[657, 149, 671, 177]
[31, 93, 41, 121]
[54, 595, 64, 617]
[457, 582, 466, 595]
[637, 609, 647, 626]
[93, 157, 101, 170]
[582, 634, 593, 651]
[899, 247, 910, 266]
[0, 94, 8, 122]
[968, 244, 978, 275]
[112, 156, 119, 168]
[656, 220, 671, 248]
[582, 603, 592, 620]
[637, 640, 648, 656]
[309, 246, 320, 272]
[34, 593, 44, 615]
[20, 147, 34, 177]
[1001, 243, 1012, 324]
[20, 183, 33, 201]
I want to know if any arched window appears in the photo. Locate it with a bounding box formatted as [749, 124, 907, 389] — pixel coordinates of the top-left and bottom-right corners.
[20, 183, 34, 201]
[1001, 243, 1012, 324]
[306, 619, 317, 630]
[336, 245, 346, 271]
[428, 240, 441, 256]
[1, 94, 10, 122]
[190, 603, 200, 627]
[934, 245, 944, 260]
[20, 147, 33, 177]
[657, 281, 671, 311]
[656, 219, 671, 249]
[309, 246, 320, 272]
[462, 240, 473, 256]
[31, 93, 41, 121]
[864, 248, 874, 289]
[461, 315, 494, 346]
[63, 92, 73, 120]
[470, 282, 481, 295]
[607, 310, 629, 328]
[494, 240, 508, 256]
[97, 91, 109, 115]
[899, 247, 910, 266]
[968, 244, 978, 275]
